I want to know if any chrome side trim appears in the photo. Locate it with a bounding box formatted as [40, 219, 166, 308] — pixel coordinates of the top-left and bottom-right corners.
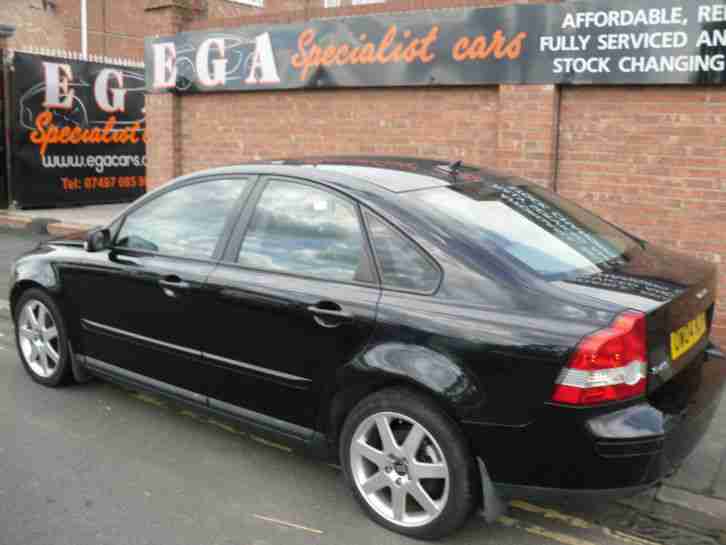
[81, 318, 201, 357]
[83, 355, 207, 404]
[203, 352, 312, 383]
[82, 318, 311, 384]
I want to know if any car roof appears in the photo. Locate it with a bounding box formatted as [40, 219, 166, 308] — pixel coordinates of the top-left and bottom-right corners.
[172, 156, 513, 198]
[275, 156, 458, 193]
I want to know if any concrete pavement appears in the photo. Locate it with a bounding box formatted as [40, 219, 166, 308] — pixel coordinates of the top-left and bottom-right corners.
[0, 203, 126, 236]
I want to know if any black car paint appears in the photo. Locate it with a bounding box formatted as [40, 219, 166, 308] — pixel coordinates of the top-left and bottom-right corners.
[9, 157, 726, 499]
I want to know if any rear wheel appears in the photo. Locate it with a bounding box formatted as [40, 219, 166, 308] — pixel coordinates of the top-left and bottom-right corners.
[340, 388, 477, 540]
[14, 289, 73, 387]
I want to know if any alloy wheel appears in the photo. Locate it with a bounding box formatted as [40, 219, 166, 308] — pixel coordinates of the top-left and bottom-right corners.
[349, 411, 450, 528]
[18, 299, 61, 379]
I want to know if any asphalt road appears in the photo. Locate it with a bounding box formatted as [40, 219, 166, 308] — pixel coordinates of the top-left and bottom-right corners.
[0, 228, 715, 545]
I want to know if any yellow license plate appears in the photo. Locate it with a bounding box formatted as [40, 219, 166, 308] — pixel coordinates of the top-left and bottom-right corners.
[670, 313, 707, 360]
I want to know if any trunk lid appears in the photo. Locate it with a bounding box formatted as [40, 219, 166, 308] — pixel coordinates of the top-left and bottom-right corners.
[552, 243, 717, 393]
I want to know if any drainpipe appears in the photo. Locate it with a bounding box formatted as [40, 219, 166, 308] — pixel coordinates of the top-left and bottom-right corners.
[551, 85, 562, 194]
[81, 0, 88, 57]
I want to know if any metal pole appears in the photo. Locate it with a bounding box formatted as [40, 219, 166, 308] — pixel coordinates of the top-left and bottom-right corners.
[3, 50, 15, 208]
[81, 0, 88, 57]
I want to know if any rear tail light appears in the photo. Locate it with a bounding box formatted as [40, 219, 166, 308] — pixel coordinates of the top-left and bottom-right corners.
[552, 311, 648, 406]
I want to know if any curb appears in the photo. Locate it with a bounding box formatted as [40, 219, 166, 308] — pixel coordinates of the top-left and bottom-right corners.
[0, 214, 93, 236]
[656, 485, 726, 525]
[47, 222, 94, 236]
[620, 485, 726, 540]
[0, 214, 33, 231]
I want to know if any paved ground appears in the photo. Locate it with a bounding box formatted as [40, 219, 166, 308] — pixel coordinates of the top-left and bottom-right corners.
[5, 203, 127, 230]
[0, 226, 724, 545]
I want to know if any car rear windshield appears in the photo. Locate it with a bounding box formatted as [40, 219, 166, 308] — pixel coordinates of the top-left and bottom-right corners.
[411, 182, 640, 279]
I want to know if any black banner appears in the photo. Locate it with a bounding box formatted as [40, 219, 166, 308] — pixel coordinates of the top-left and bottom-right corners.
[12, 52, 146, 208]
[145, 0, 726, 94]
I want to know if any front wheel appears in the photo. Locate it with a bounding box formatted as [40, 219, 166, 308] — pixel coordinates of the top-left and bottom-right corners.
[340, 388, 478, 540]
[14, 289, 73, 387]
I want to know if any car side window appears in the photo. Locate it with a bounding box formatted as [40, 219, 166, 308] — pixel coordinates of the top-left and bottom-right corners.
[115, 178, 247, 259]
[238, 180, 366, 283]
[364, 211, 441, 292]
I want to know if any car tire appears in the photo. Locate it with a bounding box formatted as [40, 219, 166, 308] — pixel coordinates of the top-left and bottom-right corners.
[14, 288, 74, 387]
[340, 387, 478, 540]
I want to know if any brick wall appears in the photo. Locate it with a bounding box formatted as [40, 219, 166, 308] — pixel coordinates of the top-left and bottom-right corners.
[558, 86, 726, 341]
[179, 87, 499, 173]
[0, 0, 66, 50]
[60, 0, 148, 59]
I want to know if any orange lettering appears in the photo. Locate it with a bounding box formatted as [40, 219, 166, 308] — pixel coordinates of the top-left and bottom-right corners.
[451, 29, 528, 63]
[28, 112, 145, 156]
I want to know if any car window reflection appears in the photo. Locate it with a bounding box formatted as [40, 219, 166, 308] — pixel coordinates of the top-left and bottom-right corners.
[413, 183, 638, 279]
[238, 181, 364, 282]
[116, 179, 246, 259]
[365, 212, 440, 292]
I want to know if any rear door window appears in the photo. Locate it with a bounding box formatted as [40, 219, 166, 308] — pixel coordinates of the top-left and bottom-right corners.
[237, 179, 368, 283]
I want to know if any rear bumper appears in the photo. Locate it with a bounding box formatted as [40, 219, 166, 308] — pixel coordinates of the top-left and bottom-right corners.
[467, 342, 726, 499]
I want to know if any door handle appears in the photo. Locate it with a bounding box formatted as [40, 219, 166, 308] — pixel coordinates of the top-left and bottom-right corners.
[158, 276, 191, 297]
[308, 302, 353, 328]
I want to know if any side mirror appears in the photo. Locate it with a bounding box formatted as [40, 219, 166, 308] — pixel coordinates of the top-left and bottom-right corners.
[84, 228, 111, 252]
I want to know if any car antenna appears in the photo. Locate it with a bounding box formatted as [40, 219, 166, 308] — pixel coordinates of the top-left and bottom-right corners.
[435, 159, 464, 179]
[447, 160, 462, 177]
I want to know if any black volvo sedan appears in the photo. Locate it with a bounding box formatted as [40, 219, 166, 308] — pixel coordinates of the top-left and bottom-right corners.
[9, 157, 726, 539]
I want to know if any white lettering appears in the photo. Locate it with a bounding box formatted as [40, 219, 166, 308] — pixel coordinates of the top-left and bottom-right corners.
[196, 38, 227, 87]
[697, 29, 726, 48]
[152, 42, 177, 89]
[699, 5, 726, 23]
[245, 32, 281, 85]
[93, 69, 127, 113]
[553, 57, 611, 74]
[619, 55, 726, 73]
[42, 62, 74, 109]
[562, 7, 686, 30]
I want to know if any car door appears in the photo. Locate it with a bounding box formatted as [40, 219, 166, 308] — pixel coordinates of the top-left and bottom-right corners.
[201, 177, 381, 431]
[65, 176, 254, 396]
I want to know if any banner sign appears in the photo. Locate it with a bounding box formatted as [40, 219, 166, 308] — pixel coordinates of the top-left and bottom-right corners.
[12, 52, 146, 208]
[145, 0, 726, 94]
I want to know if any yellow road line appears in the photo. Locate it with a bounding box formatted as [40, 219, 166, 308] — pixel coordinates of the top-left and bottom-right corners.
[498, 515, 599, 545]
[129, 392, 168, 408]
[207, 418, 245, 436]
[603, 528, 662, 545]
[509, 501, 663, 545]
[250, 434, 293, 453]
[252, 513, 324, 534]
[510, 500, 592, 529]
